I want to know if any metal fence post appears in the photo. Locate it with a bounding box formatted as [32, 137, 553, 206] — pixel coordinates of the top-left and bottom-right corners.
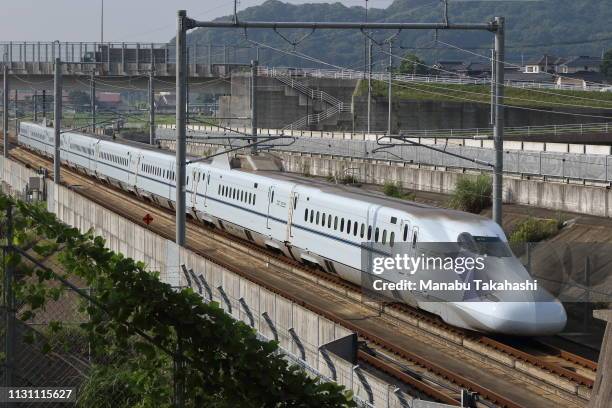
[53, 58, 62, 184]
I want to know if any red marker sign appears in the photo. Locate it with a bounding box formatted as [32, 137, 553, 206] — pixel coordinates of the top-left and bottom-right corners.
[143, 213, 153, 226]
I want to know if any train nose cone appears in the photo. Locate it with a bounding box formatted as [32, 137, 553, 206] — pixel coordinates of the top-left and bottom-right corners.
[459, 300, 567, 335]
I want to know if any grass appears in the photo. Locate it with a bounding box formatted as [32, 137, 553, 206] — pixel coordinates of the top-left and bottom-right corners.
[509, 216, 561, 244]
[382, 181, 416, 200]
[448, 175, 492, 213]
[356, 79, 612, 110]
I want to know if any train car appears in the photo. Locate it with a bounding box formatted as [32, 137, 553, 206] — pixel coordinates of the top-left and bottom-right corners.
[17, 122, 567, 335]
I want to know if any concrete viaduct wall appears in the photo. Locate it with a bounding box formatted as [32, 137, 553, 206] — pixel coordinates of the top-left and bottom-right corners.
[0, 155, 447, 408]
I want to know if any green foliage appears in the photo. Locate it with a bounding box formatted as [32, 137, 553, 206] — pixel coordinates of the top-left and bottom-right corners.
[449, 175, 492, 213]
[1, 195, 355, 407]
[382, 181, 416, 200]
[397, 53, 428, 75]
[509, 217, 560, 244]
[602, 50, 612, 78]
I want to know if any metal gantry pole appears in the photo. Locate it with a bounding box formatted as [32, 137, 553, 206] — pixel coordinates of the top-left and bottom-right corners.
[367, 39, 372, 134]
[42, 89, 46, 120]
[3, 65, 8, 158]
[387, 41, 392, 136]
[175, 10, 188, 246]
[149, 69, 155, 145]
[53, 58, 62, 184]
[492, 16, 505, 226]
[90, 70, 96, 133]
[251, 59, 258, 154]
[33, 90, 38, 122]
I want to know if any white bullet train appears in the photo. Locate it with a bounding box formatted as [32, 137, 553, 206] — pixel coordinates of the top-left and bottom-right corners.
[18, 122, 567, 335]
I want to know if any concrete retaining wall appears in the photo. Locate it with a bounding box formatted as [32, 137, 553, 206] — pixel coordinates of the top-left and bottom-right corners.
[0, 156, 444, 408]
[281, 153, 612, 217]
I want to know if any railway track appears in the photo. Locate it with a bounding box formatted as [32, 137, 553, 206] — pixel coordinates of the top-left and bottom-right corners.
[5, 140, 597, 408]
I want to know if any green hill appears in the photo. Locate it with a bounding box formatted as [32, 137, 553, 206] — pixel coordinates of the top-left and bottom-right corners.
[186, 0, 611, 69]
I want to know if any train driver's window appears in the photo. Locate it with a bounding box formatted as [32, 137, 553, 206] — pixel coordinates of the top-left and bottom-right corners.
[390, 232, 395, 247]
[374, 228, 379, 242]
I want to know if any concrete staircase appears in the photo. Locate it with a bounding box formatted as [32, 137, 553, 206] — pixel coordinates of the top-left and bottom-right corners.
[264, 70, 351, 130]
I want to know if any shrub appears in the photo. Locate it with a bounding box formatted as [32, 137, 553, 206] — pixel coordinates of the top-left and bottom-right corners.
[509, 217, 560, 244]
[449, 175, 492, 213]
[383, 182, 416, 200]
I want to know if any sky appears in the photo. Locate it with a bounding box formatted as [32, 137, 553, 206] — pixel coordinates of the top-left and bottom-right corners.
[0, 0, 394, 43]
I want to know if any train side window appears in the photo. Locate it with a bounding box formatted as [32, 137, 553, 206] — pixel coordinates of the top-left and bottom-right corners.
[346, 220, 351, 234]
[271, 191, 275, 203]
[253, 195, 256, 205]
[368, 226, 372, 240]
[293, 196, 297, 209]
[249, 193, 253, 204]
[218, 185, 221, 195]
[375, 227, 379, 242]
[412, 230, 418, 249]
[390, 232, 395, 247]
[334, 216, 338, 230]
[353, 222, 358, 236]
[360, 224, 365, 238]
[241, 191, 244, 202]
[316, 211, 320, 224]
[340, 218, 345, 232]
[382, 230, 387, 245]
[310, 210, 314, 223]
[403, 225, 409, 241]
[304, 209, 308, 221]
[327, 214, 332, 228]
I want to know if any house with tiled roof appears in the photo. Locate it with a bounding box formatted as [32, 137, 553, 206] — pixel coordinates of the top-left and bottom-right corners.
[557, 56, 602, 74]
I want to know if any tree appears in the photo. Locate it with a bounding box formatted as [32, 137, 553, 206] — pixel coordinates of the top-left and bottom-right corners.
[398, 53, 428, 75]
[68, 90, 91, 112]
[601, 50, 612, 78]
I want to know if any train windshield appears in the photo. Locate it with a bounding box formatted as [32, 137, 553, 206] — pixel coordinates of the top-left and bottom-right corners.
[457, 232, 512, 257]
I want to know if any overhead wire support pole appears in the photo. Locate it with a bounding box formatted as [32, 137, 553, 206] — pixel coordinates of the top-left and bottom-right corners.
[53, 58, 62, 184]
[251, 59, 258, 154]
[3, 64, 8, 158]
[367, 39, 372, 133]
[387, 40, 393, 136]
[90, 70, 96, 133]
[492, 16, 505, 226]
[176, 10, 189, 247]
[149, 68, 155, 145]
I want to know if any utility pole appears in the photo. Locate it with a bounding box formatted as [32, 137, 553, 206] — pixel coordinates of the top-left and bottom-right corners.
[251, 59, 258, 154]
[149, 69, 155, 145]
[90, 70, 96, 133]
[3, 64, 8, 158]
[387, 41, 392, 136]
[53, 58, 62, 184]
[367, 40, 372, 133]
[492, 17, 505, 226]
[101, 0, 104, 43]
[175, 10, 188, 246]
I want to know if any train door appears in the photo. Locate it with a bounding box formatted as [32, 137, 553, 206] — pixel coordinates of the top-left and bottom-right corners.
[93, 143, 101, 176]
[127, 152, 138, 187]
[191, 168, 200, 209]
[287, 187, 298, 240]
[266, 186, 276, 229]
